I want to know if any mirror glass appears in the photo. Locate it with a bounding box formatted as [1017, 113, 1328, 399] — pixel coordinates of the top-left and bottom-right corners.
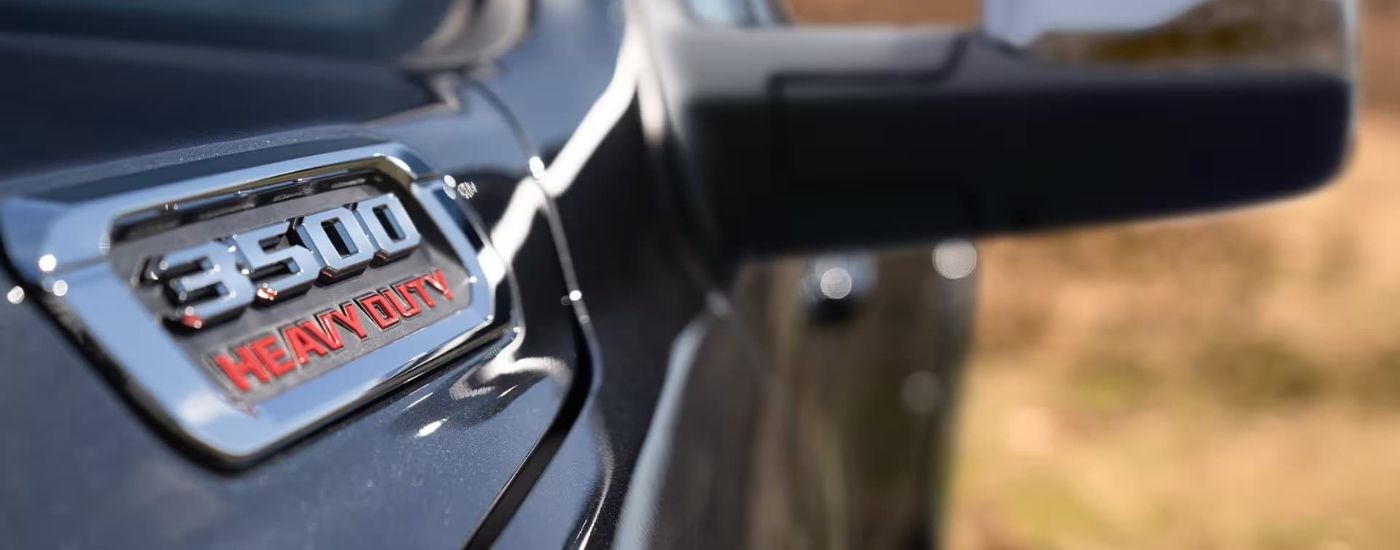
[985, 0, 1353, 75]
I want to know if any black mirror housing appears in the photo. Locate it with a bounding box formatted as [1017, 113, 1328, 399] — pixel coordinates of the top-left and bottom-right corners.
[639, 0, 1355, 256]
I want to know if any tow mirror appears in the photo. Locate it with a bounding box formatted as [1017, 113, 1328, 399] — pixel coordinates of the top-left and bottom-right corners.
[637, 0, 1355, 255]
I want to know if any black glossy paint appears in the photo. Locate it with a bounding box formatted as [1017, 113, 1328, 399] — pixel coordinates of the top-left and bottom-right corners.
[493, 103, 717, 548]
[0, 87, 589, 547]
[0, 34, 432, 176]
[0, 0, 975, 547]
[0, 0, 453, 60]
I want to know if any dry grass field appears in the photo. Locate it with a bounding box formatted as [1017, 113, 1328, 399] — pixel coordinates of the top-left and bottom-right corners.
[784, 1, 1400, 548]
[953, 105, 1400, 549]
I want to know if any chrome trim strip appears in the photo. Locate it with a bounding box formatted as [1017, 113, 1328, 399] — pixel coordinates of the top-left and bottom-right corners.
[1, 143, 504, 464]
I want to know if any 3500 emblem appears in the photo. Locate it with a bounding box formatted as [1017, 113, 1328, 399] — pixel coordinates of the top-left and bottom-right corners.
[146, 193, 422, 330]
[4, 145, 502, 459]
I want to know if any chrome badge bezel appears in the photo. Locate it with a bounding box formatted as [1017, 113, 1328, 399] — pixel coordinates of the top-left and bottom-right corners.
[1, 143, 507, 464]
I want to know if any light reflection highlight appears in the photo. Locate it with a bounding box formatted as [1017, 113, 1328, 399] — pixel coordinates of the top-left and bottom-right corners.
[415, 419, 445, 438]
[487, 32, 642, 266]
[6, 286, 24, 304]
[818, 268, 853, 300]
[933, 239, 978, 280]
[986, 0, 1206, 46]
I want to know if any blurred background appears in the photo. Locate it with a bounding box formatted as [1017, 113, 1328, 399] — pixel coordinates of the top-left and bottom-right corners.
[789, 0, 1400, 548]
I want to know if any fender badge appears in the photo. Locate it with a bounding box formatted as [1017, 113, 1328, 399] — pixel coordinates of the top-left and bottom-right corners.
[1, 143, 509, 465]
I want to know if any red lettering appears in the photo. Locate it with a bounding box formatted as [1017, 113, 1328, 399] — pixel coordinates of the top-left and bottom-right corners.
[313, 302, 367, 348]
[300, 319, 343, 351]
[424, 270, 453, 301]
[211, 346, 271, 393]
[382, 287, 421, 318]
[400, 278, 435, 308]
[207, 272, 464, 386]
[282, 324, 332, 365]
[248, 335, 295, 377]
[357, 294, 400, 330]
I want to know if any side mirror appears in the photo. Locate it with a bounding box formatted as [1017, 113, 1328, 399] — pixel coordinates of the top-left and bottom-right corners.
[637, 0, 1355, 256]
